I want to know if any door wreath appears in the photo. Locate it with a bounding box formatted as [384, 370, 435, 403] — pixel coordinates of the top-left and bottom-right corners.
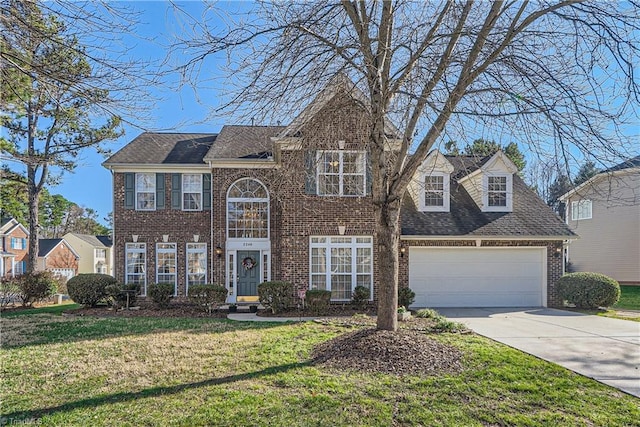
[242, 256, 256, 270]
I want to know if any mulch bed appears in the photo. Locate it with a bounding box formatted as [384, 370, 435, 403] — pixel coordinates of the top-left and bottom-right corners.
[62, 303, 228, 318]
[311, 327, 465, 376]
[258, 304, 377, 317]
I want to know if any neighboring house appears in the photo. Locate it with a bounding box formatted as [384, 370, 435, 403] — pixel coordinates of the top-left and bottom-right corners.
[0, 217, 29, 277]
[560, 156, 640, 285]
[103, 79, 574, 308]
[36, 238, 80, 280]
[63, 233, 114, 275]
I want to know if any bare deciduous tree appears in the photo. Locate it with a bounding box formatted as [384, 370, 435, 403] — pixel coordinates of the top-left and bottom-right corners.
[175, 1, 638, 331]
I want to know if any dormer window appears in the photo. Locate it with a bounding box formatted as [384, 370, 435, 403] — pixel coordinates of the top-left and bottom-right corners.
[420, 173, 450, 212]
[488, 176, 507, 207]
[483, 174, 513, 212]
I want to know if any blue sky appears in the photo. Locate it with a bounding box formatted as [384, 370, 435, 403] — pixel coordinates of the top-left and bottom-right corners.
[52, 2, 226, 223]
[22, 1, 639, 225]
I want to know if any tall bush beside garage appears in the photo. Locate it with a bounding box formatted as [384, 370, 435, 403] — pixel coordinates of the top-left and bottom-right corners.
[557, 272, 620, 309]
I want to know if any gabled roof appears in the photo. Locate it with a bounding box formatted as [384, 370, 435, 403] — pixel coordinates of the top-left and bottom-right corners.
[0, 217, 29, 236]
[203, 125, 285, 161]
[278, 75, 402, 140]
[559, 154, 640, 201]
[604, 155, 640, 173]
[402, 156, 575, 238]
[38, 238, 80, 258]
[65, 233, 112, 248]
[103, 133, 217, 166]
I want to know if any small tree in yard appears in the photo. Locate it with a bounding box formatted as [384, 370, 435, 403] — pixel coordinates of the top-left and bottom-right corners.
[176, 2, 638, 331]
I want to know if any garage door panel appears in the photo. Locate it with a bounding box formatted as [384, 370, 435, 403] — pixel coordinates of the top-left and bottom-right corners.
[409, 247, 545, 308]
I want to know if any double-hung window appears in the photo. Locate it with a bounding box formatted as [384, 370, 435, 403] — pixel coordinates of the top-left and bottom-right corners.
[11, 238, 24, 250]
[95, 248, 107, 259]
[488, 176, 508, 207]
[483, 174, 513, 212]
[310, 236, 373, 301]
[125, 243, 147, 294]
[317, 151, 366, 196]
[186, 243, 207, 289]
[421, 173, 450, 211]
[136, 173, 156, 210]
[156, 243, 177, 294]
[183, 174, 203, 211]
[571, 199, 592, 220]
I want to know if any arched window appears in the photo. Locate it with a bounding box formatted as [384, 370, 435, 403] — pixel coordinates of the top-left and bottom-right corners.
[227, 178, 269, 239]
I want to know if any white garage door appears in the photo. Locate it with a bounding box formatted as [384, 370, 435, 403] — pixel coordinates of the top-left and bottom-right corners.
[409, 247, 546, 308]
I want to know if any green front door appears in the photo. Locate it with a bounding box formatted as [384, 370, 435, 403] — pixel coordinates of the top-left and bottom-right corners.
[237, 250, 260, 302]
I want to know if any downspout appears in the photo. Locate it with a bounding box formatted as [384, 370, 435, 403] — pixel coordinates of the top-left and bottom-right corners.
[208, 163, 214, 286]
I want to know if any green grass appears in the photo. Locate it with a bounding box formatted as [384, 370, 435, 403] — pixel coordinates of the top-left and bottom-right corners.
[614, 285, 640, 310]
[1, 314, 639, 426]
[1, 302, 81, 317]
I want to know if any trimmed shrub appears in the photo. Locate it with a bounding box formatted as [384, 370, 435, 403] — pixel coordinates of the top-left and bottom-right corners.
[306, 289, 332, 315]
[258, 281, 293, 314]
[557, 272, 620, 309]
[17, 272, 58, 307]
[67, 273, 117, 307]
[415, 308, 441, 319]
[351, 285, 370, 310]
[105, 283, 139, 309]
[148, 283, 174, 308]
[398, 287, 416, 309]
[188, 284, 228, 312]
[0, 276, 21, 308]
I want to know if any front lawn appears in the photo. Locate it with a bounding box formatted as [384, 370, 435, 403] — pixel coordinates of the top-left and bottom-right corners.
[615, 285, 640, 310]
[1, 314, 638, 426]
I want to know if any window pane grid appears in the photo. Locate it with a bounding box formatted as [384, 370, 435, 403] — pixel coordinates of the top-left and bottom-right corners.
[227, 179, 269, 239]
[183, 174, 203, 211]
[309, 236, 372, 301]
[488, 176, 508, 207]
[136, 173, 155, 210]
[187, 243, 207, 287]
[125, 243, 146, 293]
[317, 151, 366, 196]
[156, 243, 176, 293]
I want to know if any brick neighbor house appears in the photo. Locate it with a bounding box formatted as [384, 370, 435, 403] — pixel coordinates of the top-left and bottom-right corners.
[103, 80, 575, 308]
[0, 217, 29, 277]
[36, 238, 79, 281]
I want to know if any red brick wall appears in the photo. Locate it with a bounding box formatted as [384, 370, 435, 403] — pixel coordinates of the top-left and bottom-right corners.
[45, 242, 79, 273]
[3, 228, 29, 275]
[398, 239, 564, 307]
[113, 173, 212, 296]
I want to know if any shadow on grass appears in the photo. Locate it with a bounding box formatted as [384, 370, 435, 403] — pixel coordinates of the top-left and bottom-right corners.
[2, 361, 312, 421]
[1, 315, 291, 350]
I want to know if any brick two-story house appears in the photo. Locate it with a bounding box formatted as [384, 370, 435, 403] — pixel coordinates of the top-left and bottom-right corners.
[104, 80, 574, 308]
[0, 217, 29, 277]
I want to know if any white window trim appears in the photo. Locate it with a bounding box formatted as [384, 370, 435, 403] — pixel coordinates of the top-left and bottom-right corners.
[316, 150, 366, 197]
[571, 199, 592, 220]
[125, 243, 147, 295]
[419, 172, 450, 212]
[135, 173, 156, 211]
[182, 174, 203, 211]
[186, 243, 207, 293]
[482, 173, 513, 212]
[309, 236, 373, 302]
[226, 178, 270, 241]
[156, 243, 177, 295]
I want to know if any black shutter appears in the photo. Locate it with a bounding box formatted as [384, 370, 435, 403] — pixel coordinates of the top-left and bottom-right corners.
[156, 173, 165, 209]
[171, 173, 182, 209]
[365, 152, 372, 196]
[304, 150, 317, 195]
[202, 174, 211, 210]
[124, 173, 134, 209]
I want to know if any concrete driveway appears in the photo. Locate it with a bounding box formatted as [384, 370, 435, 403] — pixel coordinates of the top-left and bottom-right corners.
[438, 308, 640, 397]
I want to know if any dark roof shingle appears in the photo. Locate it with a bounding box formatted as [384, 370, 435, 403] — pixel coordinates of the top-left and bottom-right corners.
[104, 133, 217, 165]
[401, 157, 575, 237]
[204, 125, 285, 161]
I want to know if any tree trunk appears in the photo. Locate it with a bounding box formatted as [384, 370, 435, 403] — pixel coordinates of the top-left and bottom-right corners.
[27, 165, 39, 273]
[375, 198, 402, 331]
